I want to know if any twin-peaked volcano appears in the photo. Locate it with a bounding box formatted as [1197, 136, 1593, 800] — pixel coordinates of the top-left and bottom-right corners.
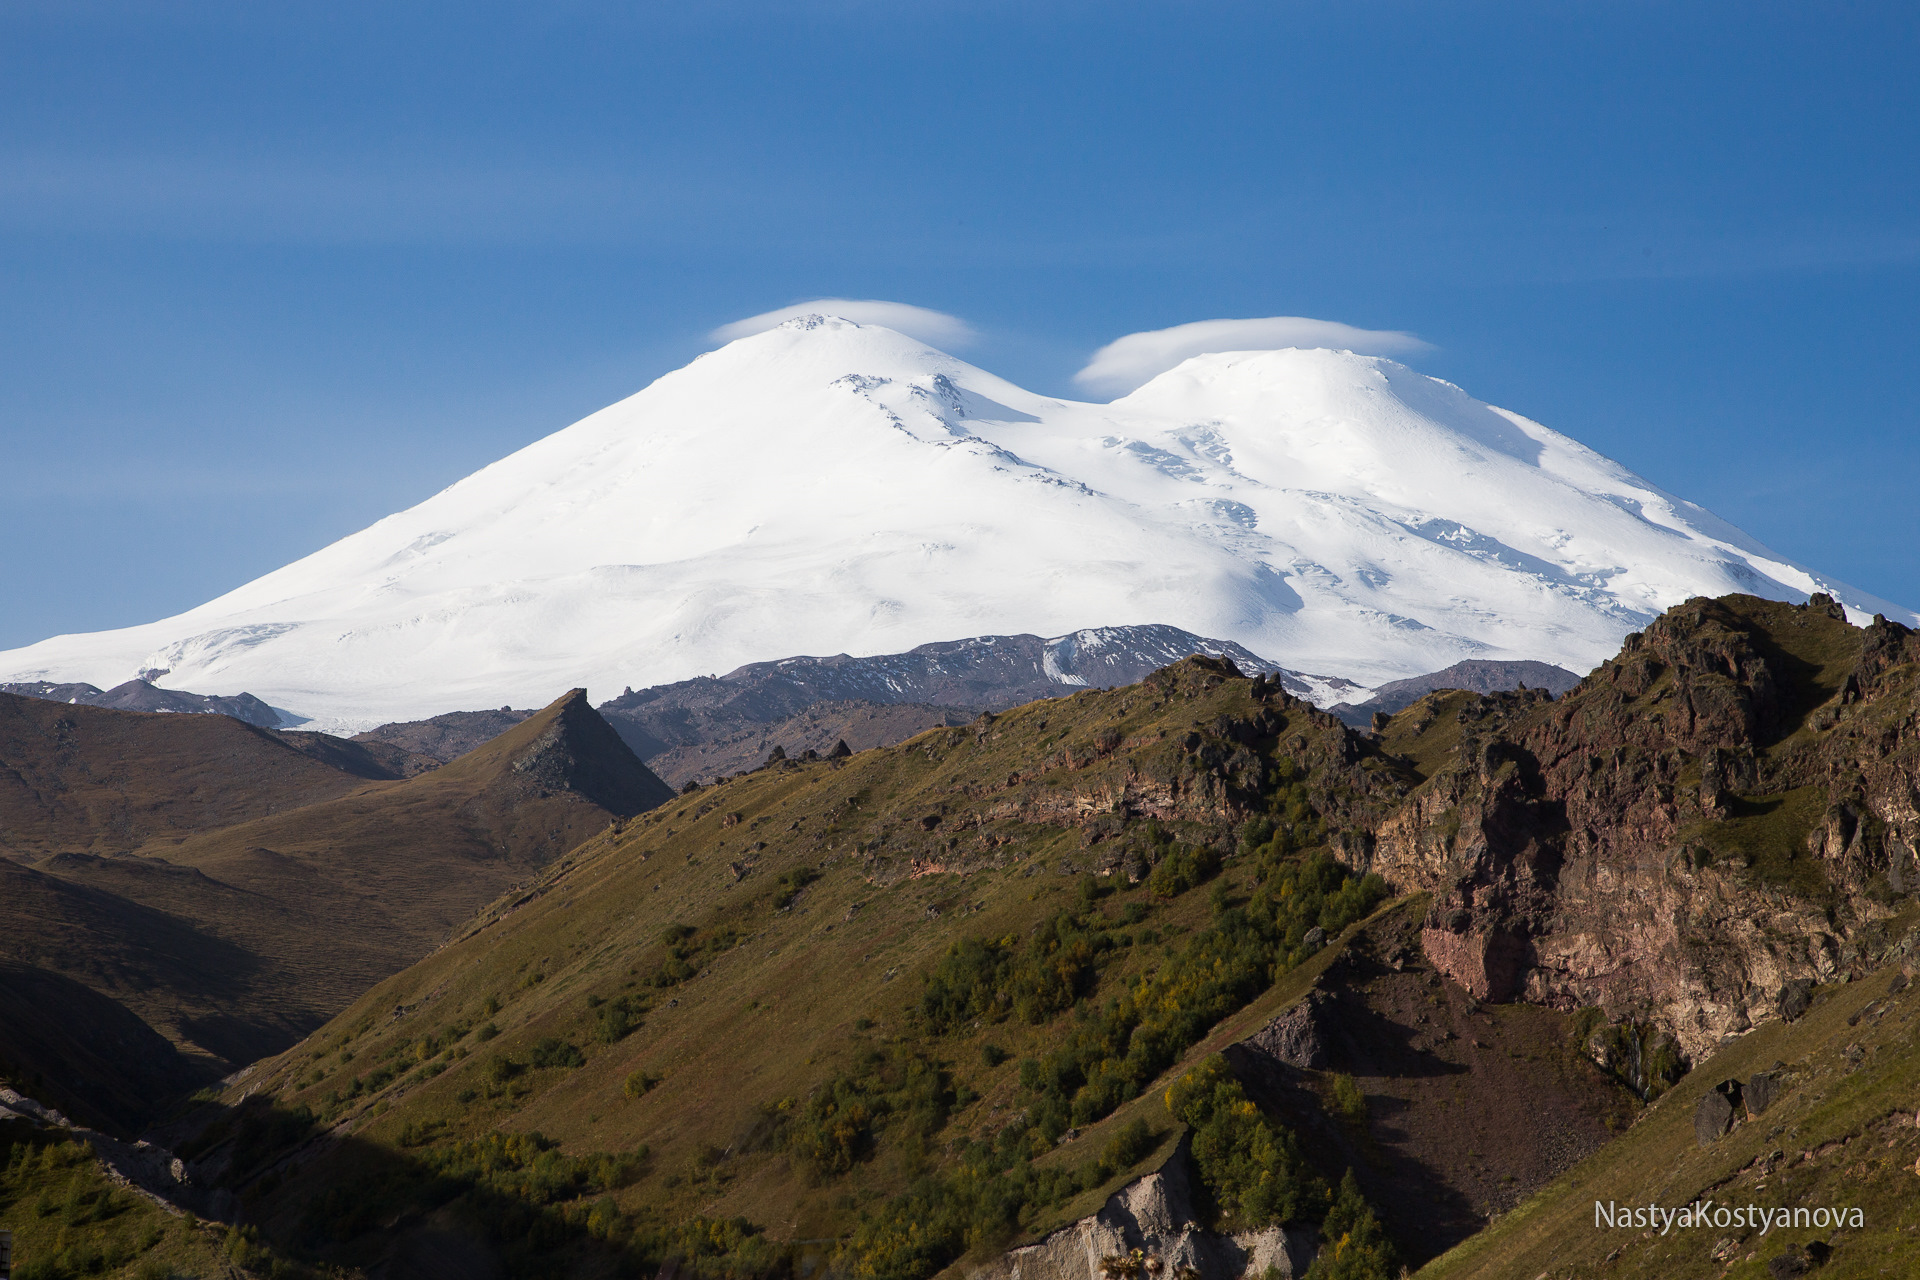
[1, 315, 1907, 731]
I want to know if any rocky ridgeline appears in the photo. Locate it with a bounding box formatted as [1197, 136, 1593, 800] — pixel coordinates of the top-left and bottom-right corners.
[0, 677, 283, 727]
[798, 661, 1410, 890]
[1360, 593, 1920, 1064]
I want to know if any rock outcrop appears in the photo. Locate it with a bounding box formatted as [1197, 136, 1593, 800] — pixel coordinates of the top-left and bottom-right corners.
[1358, 594, 1920, 1060]
[975, 1137, 1316, 1280]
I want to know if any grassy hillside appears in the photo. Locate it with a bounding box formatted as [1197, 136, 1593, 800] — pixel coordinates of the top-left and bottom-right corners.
[0, 691, 397, 858]
[0, 1121, 263, 1280]
[162, 660, 1418, 1276]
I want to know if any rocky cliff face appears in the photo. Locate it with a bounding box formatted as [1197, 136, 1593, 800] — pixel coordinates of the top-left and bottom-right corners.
[799, 658, 1411, 889]
[1358, 594, 1920, 1062]
[975, 1136, 1316, 1280]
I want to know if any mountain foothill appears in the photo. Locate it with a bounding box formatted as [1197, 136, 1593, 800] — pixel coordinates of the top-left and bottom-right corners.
[5, 593, 1920, 1280]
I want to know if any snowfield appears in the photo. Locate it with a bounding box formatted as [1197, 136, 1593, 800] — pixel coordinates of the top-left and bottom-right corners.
[3, 315, 1909, 733]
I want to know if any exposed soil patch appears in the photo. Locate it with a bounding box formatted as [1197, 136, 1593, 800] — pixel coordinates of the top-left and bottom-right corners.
[1227, 905, 1637, 1264]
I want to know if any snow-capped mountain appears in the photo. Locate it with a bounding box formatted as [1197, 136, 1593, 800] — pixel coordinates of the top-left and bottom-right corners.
[3, 315, 1908, 732]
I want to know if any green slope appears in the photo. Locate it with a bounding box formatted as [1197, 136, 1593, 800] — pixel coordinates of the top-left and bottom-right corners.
[166, 660, 1416, 1276]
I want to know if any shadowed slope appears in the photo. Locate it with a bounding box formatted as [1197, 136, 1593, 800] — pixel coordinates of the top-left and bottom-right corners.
[48, 691, 674, 1055]
[1, 690, 671, 1129]
[0, 690, 405, 858]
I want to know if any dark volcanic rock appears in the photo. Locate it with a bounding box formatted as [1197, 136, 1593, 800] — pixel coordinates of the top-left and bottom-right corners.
[1327, 659, 1582, 728]
[1694, 1080, 1741, 1145]
[639, 700, 967, 787]
[595, 625, 1352, 764]
[0, 680, 104, 704]
[1744, 1070, 1781, 1117]
[1244, 991, 1335, 1070]
[1780, 979, 1815, 1022]
[2, 678, 282, 727]
[354, 706, 536, 762]
[1221, 901, 1635, 1267]
[270, 730, 439, 780]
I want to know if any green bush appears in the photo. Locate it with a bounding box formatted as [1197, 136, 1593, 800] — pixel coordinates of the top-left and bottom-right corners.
[1165, 1056, 1322, 1229]
[530, 1038, 586, 1069]
[773, 1047, 953, 1178]
[1012, 852, 1388, 1137]
[774, 866, 820, 909]
[1098, 1117, 1156, 1176]
[1304, 1170, 1399, 1280]
[648, 924, 741, 988]
[1147, 844, 1222, 898]
[1327, 1072, 1367, 1126]
[593, 994, 648, 1043]
[919, 913, 1112, 1033]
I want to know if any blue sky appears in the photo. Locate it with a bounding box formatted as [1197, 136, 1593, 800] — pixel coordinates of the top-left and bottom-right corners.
[2, 0, 1915, 649]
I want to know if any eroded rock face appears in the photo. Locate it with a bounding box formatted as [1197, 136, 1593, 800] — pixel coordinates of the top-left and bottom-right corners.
[974, 1138, 1316, 1280]
[1359, 595, 1920, 1060]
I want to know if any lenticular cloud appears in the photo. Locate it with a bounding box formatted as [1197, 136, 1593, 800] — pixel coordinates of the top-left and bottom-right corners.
[712, 299, 975, 348]
[1075, 316, 1431, 398]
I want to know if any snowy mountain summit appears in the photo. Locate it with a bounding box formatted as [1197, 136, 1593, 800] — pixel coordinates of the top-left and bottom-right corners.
[3, 315, 1908, 731]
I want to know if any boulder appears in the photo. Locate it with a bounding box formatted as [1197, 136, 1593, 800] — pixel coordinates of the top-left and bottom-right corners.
[1780, 979, 1814, 1022]
[1245, 993, 1334, 1071]
[1744, 1071, 1781, 1118]
[1695, 1080, 1741, 1146]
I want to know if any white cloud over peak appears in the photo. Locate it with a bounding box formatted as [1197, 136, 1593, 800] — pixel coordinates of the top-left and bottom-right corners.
[712, 299, 976, 348]
[1074, 316, 1431, 398]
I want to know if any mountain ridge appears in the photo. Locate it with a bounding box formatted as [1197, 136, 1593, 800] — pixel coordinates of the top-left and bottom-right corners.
[2, 316, 1904, 731]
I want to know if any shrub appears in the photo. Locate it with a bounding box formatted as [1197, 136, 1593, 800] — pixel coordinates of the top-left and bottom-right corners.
[1098, 1118, 1156, 1176]
[919, 914, 1112, 1033]
[1304, 1170, 1398, 1280]
[1146, 844, 1222, 898]
[530, 1038, 586, 1069]
[1165, 1056, 1322, 1229]
[648, 924, 741, 988]
[1327, 1073, 1366, 1126]
[624, 1071, 662, 1099]
[773, 1047, 953, 1178]
[593, 995, 648, 1044]
[774, 866, 820, 909]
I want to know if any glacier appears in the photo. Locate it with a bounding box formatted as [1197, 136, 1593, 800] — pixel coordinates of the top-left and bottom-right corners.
[3, 314, 1909, 733]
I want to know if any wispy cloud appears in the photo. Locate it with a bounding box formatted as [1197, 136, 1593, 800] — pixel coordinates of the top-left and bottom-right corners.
[710, 299, 977, 347]
[1073, 316, 1432, 398]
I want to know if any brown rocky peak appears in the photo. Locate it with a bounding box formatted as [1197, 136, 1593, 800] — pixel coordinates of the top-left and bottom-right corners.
[472, 688, 675, 817]
[1364, 592, 1920, 1062]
